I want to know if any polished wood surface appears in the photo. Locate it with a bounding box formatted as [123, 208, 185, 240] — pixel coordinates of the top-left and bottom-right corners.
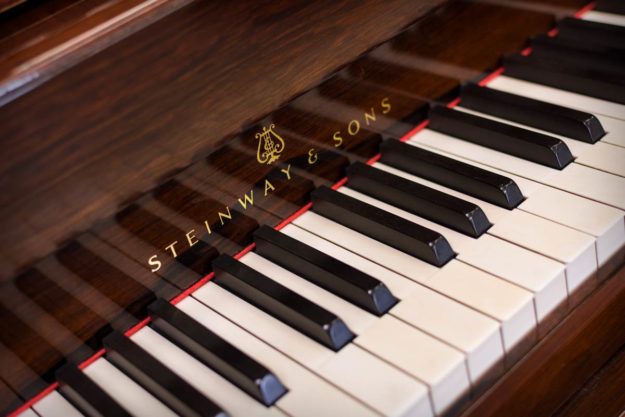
[554, 345, 625, 417]
[0, 0, 446, 277]
[1, 0, 623, 416]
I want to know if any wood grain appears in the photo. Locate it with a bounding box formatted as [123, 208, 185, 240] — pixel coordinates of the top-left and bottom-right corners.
[461, 263, 625, 417]
[0, 0, 446, 277]
[0, 0, 613, 415]
[553, 345, 625, 417]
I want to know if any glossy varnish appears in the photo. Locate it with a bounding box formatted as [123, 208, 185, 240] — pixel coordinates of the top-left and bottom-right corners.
[0, 0, 619, 415]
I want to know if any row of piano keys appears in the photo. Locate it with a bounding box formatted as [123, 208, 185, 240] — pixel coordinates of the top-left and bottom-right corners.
[2, 1, 625, 416]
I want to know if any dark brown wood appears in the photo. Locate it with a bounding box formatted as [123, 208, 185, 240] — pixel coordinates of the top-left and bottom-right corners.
[553, 345, 625, 417]
[0, 0, 614, 415]
[14, 269, 111, 352]
[0, 380, 21, 417]
[461, 264, 625, 417]
[0, 0, 446, 277]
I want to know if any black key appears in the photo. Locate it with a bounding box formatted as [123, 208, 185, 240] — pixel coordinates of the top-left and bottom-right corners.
[346, 162, 491, 237]
[503, 53, 625, 105]
[311, 186, 454, 266]
[148, 299, 287, 406]
[530, 35, 625, 76]
[103, 331, 227, 417]
[253, 225, 398, 315]
[429, 105, 574, 169]
[595, 0, 625, 14]
[56, 364, 131, 417]
[380, 139, 524, 209]
[460, 83, 605, 143]
[558, 17, 625, 49]
[532, 34, 625, 63]
[212, 255, 354, 351]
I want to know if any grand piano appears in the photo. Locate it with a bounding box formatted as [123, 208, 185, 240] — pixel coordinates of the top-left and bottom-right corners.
[1, 0, 624, 416]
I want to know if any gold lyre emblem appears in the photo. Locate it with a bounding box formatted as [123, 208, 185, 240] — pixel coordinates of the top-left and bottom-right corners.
[255, 123, 285, 165]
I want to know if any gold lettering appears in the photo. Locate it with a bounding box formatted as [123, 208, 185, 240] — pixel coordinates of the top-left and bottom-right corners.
[381, 97, 391, 114]
[280, 164, 292, 180]
[148, 255, 162, 272]
[165, 241, 179, 258]
[264, 179, 275, 196]
[333, 131, 343, 147]
[364, 107, 376, 126]
[204, 220, 212, 235]
[186, 230, 198, 247]
[308, 148, 318, 165]
[348, 120, 360, 136]
[218, 206, 232, 225]
[238, 190, 254, 209]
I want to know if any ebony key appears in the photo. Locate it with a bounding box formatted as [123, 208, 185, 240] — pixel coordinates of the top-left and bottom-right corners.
[595, 0, 625, 14]
[557, 17, 625, 50]
[530, 35, 625, 76]
[56, 364, 131, 417]
[148, 299, 287, 406]
[346, 162, 491, 237]
[103, 331, 228, 417]
[429, 105, 574, 169]
[311, 186, 455, 266]
[503, 53, 625, 105]
[253, 225, 398, 315]
[379, 139, 524, 209]
[460, 83, 605, 143]
[212, 255, 354, 351]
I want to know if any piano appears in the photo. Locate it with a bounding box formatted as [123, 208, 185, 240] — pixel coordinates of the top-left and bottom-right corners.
[0, 0, 624, 416]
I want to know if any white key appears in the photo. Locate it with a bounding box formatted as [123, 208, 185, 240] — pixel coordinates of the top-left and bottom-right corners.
[240, 252, 376, 335]
[391, 286, 503, 385]
[16, 409, 38, 417]
[130, 327, 284, 417]
[424, 261, 536, 355]
[409, 130, 625, 210]
[489, 210, 597, 294]
[372, 163, 580, 318]
[380, 147, 625, 266]
[281, 224, 504, 386]
[316, 343, 434, 417]
[194, 280, 333, 370]
[454, 105, 594, 159]
[342, 179, 593, 296]
[597, 115, 625, 148]
[281, 223, 419, 299]
[583, 10, 625, 27]
[455, 106, 625, 178]
[457, 105, 625, 177]
[234, 253, 446, 417]
[179, 296, 393, 417]
[339, 186, 568, 325]
[374, 161, 517, 223]
[520, 187, 625, 269]
[294, 210, 535, 354]
[83, 358, 177, 417]
[410, 128, 556, 184]
[549, 163, 625, 211]
[355, 315, 469, 416]
[575, 141, 625, 178]
[33, 391, 83, 417]
[488, 75, 625, 121]
[293, 211, 440, 283]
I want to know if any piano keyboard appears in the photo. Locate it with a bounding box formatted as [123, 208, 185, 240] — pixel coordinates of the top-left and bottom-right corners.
[8, 4, 625, 417]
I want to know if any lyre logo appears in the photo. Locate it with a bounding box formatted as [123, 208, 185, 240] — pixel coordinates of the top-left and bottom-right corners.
[255, 123, 285, 165]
